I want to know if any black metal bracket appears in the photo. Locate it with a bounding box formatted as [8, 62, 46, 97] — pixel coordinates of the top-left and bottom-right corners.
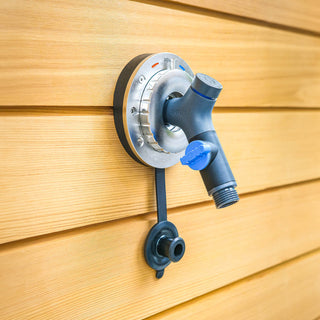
[144, 168, 185, 279]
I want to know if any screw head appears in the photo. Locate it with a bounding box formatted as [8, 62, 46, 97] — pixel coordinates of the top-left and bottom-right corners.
[138, 75, 145, 84]
[130, 107, 137, 115]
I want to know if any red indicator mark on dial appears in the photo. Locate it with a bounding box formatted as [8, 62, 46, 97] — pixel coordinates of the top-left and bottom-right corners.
[152, 62, 159, 68]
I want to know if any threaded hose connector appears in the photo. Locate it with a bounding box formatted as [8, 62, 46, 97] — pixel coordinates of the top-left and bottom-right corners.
[212, 187, 239, 209]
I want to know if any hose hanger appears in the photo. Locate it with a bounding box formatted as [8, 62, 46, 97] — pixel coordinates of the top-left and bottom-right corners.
[113, 53, 239, 278]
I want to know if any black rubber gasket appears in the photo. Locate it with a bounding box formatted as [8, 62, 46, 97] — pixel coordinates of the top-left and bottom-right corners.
[113, 53, 153, 165]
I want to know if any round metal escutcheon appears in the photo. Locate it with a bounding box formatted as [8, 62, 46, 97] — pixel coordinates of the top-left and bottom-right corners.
[113, 53, 194, 168]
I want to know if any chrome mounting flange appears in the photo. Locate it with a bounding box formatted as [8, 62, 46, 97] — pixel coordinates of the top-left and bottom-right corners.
[113, 52, 193, 169]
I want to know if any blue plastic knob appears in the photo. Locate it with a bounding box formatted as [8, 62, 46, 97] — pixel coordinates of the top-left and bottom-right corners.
[180, 140, 214, 170]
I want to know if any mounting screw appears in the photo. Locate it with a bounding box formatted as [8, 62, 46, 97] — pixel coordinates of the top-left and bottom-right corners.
[130, 107, 137, 115]
[139, 75, 145, 84]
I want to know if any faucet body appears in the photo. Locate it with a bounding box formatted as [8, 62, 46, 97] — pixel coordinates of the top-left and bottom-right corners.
[164, 73, 239, 208]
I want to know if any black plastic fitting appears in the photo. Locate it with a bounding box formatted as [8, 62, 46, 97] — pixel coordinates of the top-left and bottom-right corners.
[157, 235, 185, 262]
[144, 220, 185, 278]
[164, 73, 239, 208]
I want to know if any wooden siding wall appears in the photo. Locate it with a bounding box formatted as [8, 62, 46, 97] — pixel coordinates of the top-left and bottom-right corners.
[0, 1, 319, 319]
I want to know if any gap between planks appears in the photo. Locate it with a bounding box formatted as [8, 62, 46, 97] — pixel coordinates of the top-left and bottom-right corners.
[137, 0, 320, 37]
[0, 106, 320, 116]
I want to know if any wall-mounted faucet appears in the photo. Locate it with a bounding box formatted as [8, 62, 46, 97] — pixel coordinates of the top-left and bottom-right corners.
[114, 53, 239, 278]
[165, 73, 239, 208]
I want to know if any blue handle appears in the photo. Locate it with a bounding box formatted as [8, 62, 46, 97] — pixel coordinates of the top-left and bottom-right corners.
[180, 140, 215, 170]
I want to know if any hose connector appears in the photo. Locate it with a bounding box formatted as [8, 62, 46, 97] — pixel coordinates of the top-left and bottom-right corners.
[212, 187, 239, 209]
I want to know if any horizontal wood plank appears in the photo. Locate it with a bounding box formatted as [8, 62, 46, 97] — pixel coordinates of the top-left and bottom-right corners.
[164, 0, 320, 34]
[0, 180, 319, 319]
[1, 109, 319, 243]
[147, 249, 320, 320]
[0, 0, 320, 107]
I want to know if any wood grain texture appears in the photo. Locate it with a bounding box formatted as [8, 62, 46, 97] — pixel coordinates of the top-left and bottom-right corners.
[164, 0, 320, 34]
[1, 109, 319, 243]
[147, 249, 320, 320]
[0, 0, 320, 107]
[0, 180, 319, 320]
